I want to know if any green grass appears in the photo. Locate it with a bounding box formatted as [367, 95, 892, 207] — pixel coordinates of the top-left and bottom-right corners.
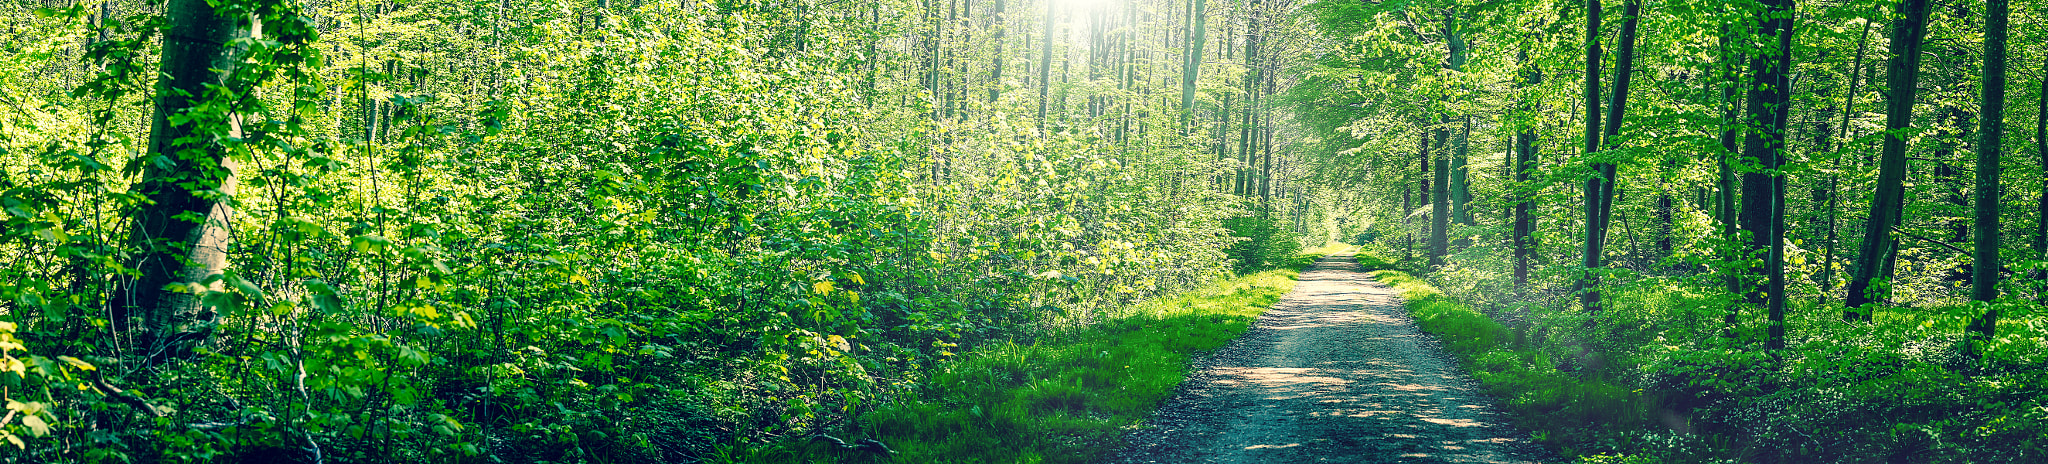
[719, 246, 1347, 463]
[1359, 255, 1661, 461]
[1361, 253, 2048, 463]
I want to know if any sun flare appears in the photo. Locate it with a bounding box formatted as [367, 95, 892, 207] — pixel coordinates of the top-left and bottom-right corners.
[1054, 0, 1121, 12]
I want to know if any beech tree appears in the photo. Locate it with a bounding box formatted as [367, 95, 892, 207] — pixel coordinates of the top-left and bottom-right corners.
[116, 0, 252, 363]
[1844, 0, 1933, 319]
[1967, 0, 2008, 342]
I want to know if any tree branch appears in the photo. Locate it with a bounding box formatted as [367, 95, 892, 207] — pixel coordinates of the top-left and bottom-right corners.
[1892, 225, 1969, 255]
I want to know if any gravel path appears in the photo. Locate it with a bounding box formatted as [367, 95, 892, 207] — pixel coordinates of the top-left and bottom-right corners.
[1109, 253, 1554, 463]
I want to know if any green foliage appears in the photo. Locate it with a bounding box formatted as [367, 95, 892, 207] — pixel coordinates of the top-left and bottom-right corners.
[1373, 249, 2048, 463]
[718, 250, 1331, 463]
[1223, 215, 1304, 273]
[0, 0, 1360, 460]
[1293, 0, 2048, 461]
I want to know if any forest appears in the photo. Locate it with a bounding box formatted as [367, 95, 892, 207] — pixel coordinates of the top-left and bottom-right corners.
[0, 0, 2043, 461]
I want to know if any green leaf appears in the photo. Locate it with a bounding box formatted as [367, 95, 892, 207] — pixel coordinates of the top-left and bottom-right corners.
[305, 279, 344, 313]
[228, 275, 267, 306]
[30, 227, 66, 244]
[18, 415, 47, 437]
[351, 234, 391, 253]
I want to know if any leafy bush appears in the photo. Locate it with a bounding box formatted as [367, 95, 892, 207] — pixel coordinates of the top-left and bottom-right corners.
[1223, 215, 1304, 273]
[0, 2, 1277, 461]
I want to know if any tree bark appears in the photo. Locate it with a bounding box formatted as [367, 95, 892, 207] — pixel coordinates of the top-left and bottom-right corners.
[1513, 49, 1542, 291]
[1037, 0, 1056, 131]
[1967, 0, 2007, 341]
[1718, 30, 1742, 317]
[1575, 0, 1603, 306]
[1408, 133, 1427, 260]
[1180, 0, 1208, 129]
[2036, 55, 2047, 261]
[1446, 14, 1473, 237]
[115, 0, 249, 363]
[1430, 121, 1451, 269]
[1452, 117, 1473, 229]
[1737, 0, 1795, 350]
[1577, 0, 1638, 312]
[1239, 10, 1264, 198]
[1845, 0, 1932, 320]
[990, 0, 1007, 103]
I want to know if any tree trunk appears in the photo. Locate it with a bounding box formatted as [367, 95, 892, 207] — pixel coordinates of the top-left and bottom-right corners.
[1239, 13, 1263, 198]
[1037, 0, 1056, 130]
[1180, 0, 1207, 128]
[1737, 0, 1795, 350]
[990, 0, 1006, 103]
[1414, 132, 1431, 260]
[1967, 0, 2007, 342]
[1578, 0, 1638, 312]
[1446, 14, 1473, 238]
[1718, 30, 1742, 319]
[1513, 50, 1542, 291]
[1822, 18, 1875, 297]
[1845, 0, 1932, 320]
[1576, 0, 1603, 306]
[1430, 121, 1451, 269]
[1452, 117, 1473, 229]
[2036, 55, 2047, 261]
[115, 0, 249, 363]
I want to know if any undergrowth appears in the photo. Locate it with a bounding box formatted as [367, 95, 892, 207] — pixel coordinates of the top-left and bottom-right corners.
[1357, 252, 2048, 464]
[716, 245, 1347, 463]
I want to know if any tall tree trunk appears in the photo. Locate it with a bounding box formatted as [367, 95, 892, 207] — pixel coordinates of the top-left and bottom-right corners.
[1037, 0, 1056, 130]
[1430, 121, 1451, 269]
[1408, 134, 1425, 260]
[1576, 0, 1603, 305]
[1216, 18, 1235, 193]
[1718, 30, 1742, 316]
[1738, 0, 1795, 350]
[1446, 14, 1473, 237]
[1934, 109, 1968, 244]
[1180, 0, 1207, 129]
[1578, 0, 1638, 312]
[115, 0, 249, 362]
[990, 0, 1007, 103]
[1822, 18, 1875, 297]
[1452, 117, 1473, 228]
[1967, 0, 2007, 342]
[2036, 56, 2047, 262]
[1239, 12, 1263, 198]
[1261, 52, 1277, 213]
[1845, 0, 1932, 320]
[1513, 49, 1542, 291]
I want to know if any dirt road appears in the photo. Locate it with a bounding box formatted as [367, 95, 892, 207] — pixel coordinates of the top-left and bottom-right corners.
[1109, 253, 1553, 463]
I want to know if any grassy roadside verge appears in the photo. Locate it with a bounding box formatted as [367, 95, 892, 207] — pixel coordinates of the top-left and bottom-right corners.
[1355, 253, 2048, 463]
[725, 246, 1347, 463]
[1351, 254, 1656, 462]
